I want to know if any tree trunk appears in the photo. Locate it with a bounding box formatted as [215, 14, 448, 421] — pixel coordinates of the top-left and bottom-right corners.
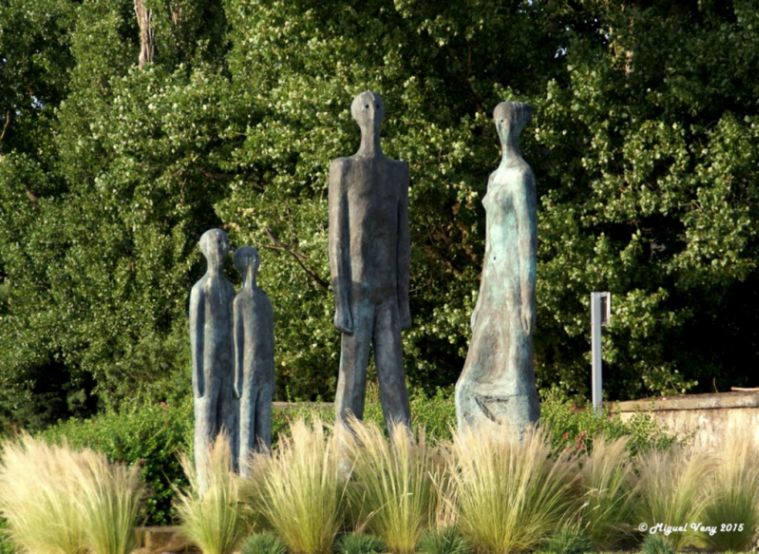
[134, 0, 154, 69]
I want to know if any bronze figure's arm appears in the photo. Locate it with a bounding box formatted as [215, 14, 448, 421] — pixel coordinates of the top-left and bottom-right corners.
[189, 285, 205, 399]
[515, 170, 537, 334]
[328, 159, 353, 333]
[397, 163, 411, 329]
[470, 172, 494, 331]
[233, 298, 244, 399]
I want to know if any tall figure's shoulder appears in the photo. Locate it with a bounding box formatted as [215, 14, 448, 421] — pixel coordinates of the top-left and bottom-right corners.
[388, 158, 409, 189]
[190, 277, 206, 300]
[330, 156, 351, 177]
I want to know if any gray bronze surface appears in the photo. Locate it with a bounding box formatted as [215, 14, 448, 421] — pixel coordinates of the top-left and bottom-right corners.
[190, 228, 239, 488]
[233, 246, 274, 475]
[455, 101, 540, 436]
[329, 91, 411, 430]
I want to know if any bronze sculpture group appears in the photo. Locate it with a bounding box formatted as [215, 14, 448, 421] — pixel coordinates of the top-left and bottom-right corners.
[190, 92, 540, 481]
[190, 233, 274, 487]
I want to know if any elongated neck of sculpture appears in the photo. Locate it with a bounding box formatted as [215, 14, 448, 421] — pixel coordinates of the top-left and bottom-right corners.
[243, 265, 257, 290]
[206, 261, 223, 278]
[357, 126, 383, 157]
[500, 135, 522, 166]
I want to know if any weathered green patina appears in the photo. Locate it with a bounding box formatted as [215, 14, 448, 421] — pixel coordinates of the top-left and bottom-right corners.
[455, 101, 540, 436]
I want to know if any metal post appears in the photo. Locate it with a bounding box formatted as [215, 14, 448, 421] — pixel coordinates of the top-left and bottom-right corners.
[591, 292, 610, 412]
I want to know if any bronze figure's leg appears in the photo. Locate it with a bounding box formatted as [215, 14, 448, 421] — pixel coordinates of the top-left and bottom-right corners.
[335, 298, 374, 425]
[256, 381, 274, 451]
[374, 299, 411, 428]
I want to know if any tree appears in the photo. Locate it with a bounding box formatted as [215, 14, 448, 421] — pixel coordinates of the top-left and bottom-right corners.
[0, 0, 82, 428]
[533, 0, 759, 396]
[0, 0, 756, 430]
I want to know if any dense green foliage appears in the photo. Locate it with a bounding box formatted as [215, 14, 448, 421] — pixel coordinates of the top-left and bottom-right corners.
[539, 387, 676, 453]
[1, 0, 757, 429]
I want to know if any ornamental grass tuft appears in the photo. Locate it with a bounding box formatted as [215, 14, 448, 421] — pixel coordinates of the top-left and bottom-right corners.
[253, 417, 346, 554]
[578, 437, 636, 550]
[0, 433, 142, 554]
[700, 428, 759, 552]
[345, 419, 440, 554]
[446, 426, 579, 553]
[176, 433, 249, 554]
[634, 445, 715, 550]
[0, 434, 87, 554]
[71, 448, 144, 554]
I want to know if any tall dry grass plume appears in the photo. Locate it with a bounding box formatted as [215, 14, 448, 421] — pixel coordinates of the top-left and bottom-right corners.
[700, 428, 759, 551]
[446, 426, 578, 553]
[0, 435, 86, 553]
[345, 419, 439, 554]
[0, 434, 143, 554]
[635, 445, 715, 550]
[176, 433, 249, 554]
[252, 417, 346, 554]
[579, 437, 636, 550]
[72, 449, 143, 554]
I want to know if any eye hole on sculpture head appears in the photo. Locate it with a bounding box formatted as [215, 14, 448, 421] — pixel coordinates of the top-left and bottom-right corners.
[364, 104, 369, 109]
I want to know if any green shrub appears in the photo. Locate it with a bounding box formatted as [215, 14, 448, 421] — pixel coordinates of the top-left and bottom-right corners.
[0, 537, 13, 554]
[640, 533, 675, 554]
[334, 532, 386, 554]
[417, 527, 472, 554]
[410, 388, 456, 442]
[271, 403, 334, 446]
[539, 387, 676, 454]
[40, 397, 192, 525]
[541, 526, 593, 554]
[270, 386, 455, 445]
[240, 531, 288, 554]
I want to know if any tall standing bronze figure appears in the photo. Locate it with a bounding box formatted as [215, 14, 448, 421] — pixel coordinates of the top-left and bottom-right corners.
[233, 246, 274, 476]
[328, 91, 412, 429]
[190, 228, 239, 491]
[455, 101, 540, 436]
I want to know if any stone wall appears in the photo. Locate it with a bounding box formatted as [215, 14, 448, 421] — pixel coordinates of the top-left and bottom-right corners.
[612, 391, 759, 449]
